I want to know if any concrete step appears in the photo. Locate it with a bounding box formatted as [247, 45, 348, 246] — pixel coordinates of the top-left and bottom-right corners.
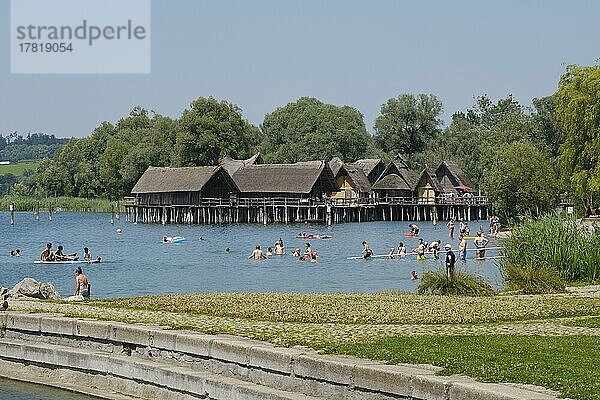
[0, 338, 323, 400]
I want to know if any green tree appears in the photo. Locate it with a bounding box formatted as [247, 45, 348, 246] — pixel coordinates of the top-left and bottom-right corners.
[554, 64, 600, 209]
[173, 97, 259, 166]
[373, 94, 443, 155]
[412, 95, 551, 187]
[260, 97, 377, 163]
[484, 141, 558, 218]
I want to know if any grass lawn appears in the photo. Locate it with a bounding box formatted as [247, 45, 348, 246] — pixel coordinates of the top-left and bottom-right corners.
[18, 290, 600, 400]
[324, 335, 600, 400]
[95, 291, 600, 325]
[0, 160, 39, 176]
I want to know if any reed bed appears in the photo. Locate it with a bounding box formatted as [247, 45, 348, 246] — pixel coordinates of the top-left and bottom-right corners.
[0, 195, 122, 213]
[502, 215, 600, 293]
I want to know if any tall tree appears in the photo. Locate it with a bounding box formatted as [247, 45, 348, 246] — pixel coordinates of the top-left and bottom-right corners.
[555, 64, 600, 209]
[373, 93, 443, 155]
[260, 97, 377, 163]
[173, 97, 259, 167]
[484, 141, 558, 219]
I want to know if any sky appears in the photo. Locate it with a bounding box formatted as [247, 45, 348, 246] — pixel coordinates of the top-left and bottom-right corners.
[0, 0, 599, 138]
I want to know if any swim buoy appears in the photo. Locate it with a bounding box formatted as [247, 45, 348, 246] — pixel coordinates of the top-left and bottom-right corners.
[404, 233, 414, 237]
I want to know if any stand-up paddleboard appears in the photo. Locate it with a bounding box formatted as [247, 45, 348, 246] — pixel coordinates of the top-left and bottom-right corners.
[404, 232, 414, 237]
[34, 259, 101, 265]
[296, 234, 333, 239]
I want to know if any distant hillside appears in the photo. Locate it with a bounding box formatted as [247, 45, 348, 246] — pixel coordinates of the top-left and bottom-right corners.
[0, 132, 68, 163]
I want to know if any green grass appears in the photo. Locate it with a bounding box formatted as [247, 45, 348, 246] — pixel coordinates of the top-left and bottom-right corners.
[323, 335, 600, 400]
[0, 161, 39, 177]
[92, 292, 600, 325]
[565, 317, 600, 328]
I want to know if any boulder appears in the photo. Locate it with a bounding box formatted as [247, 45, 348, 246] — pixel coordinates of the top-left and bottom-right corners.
[9, 278, 61, 300]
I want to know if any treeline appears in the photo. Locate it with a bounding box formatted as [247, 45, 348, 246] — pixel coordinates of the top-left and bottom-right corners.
[0, 132, 67, 162]
[5, 64, 600, 219]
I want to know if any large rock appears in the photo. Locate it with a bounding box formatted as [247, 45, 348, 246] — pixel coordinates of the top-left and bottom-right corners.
[9, 278, 61, 300]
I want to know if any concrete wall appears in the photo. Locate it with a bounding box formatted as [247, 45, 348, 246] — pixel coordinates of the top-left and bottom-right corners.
[0, 312, 560, 400]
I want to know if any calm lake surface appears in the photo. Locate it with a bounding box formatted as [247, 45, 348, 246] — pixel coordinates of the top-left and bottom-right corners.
[0, 212, 503, 298]
[0, 377, 100, 400]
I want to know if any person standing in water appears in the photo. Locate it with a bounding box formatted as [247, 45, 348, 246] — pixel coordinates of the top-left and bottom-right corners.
[248, 245, 266, 260]
[447, 219, 455, 239]
[458, 235, 468, 261]
[362, 241, 373, 259]
[444, 244, 456, 280]
[473, 232, 489, 259]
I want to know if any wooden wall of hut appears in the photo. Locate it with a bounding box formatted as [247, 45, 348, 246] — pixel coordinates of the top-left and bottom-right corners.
[126, 203, 488, 225]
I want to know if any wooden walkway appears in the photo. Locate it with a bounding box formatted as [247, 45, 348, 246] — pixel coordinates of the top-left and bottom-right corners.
[124, 196, 488, 224]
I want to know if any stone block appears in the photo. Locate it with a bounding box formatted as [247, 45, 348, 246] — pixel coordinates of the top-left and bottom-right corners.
[411, 374, 452, 400]
[75, 319, 111, 340]
[210, 338, 252, 366]
[148, 328, 176, 351]
[109, 322, 155, 346]
[249, 345, 306, 375]
[174, 332, 213, 357]
[292, 354, 354, 386]
[6, 313, 43, 332]
[40, 316, 76, 336]
[352, 363, 413, 397]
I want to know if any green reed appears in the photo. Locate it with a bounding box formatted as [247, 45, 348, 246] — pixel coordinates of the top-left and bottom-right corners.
[502, 214, 600, 292]
[0, 195, 123, 213]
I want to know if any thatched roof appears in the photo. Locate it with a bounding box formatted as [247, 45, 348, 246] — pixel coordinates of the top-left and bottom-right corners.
[436, 160, 472, 189]
[328, 157, 371, 192]
[342, 164, 371, 192]
[371, 174, 412, 191]
[378, 155, 415, 189]
[350, 159, 385, 183]
[220, 153, 263, 176]
[328, 157, 344, 177]
[391, 154, 410, 170]
[351, 159, 383, 176]
[131, 166, 237, 194]
[413, 168, 444, 192]
[233, 161, 337, 194]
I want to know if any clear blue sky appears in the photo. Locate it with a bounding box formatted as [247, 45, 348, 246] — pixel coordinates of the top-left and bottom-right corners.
[1, 0, 598, 138]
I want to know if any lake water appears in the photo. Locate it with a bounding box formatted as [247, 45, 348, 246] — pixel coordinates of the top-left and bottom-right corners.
[0, 212, 503, 298]
[0, 377, 100, 400]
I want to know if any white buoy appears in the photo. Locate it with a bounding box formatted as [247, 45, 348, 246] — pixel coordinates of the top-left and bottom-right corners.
[116, 228, 123, 234]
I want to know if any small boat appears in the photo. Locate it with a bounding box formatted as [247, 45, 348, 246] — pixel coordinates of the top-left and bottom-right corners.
[34, 259, 101, 265]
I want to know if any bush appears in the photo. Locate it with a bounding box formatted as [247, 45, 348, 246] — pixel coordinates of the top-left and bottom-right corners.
[501, 215, 600, 290]
[417, 270, 495, 296]
[502, 262, 566, 294]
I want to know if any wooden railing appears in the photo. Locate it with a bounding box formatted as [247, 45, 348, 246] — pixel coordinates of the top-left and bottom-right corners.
[128, 195, 488, 208]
